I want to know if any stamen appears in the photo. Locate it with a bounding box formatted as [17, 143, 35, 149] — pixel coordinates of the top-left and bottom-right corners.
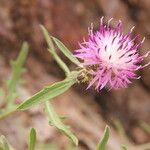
[88, 23, 93, 35]
[130, 26, 135, 32]
[108, 18, 113, 27]
[104, 45, 107, 51]
[109, 55, 112, 60]
[112, 36, 117, 44]
[75, 18, 150, 90]
[141, 37, 145, 43]
[100, 16, 104, 26]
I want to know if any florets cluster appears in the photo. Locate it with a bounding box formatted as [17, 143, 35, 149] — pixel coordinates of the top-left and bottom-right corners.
[75, 17, 150, 90]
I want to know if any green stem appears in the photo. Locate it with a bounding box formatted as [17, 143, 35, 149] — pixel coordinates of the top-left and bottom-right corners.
[0, 107, 18, 120]
[49, 48, 70, 76]
[40, 25, 70, 76]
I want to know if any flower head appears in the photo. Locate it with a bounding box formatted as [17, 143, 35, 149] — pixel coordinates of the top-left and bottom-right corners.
[75, 17, 150, 90]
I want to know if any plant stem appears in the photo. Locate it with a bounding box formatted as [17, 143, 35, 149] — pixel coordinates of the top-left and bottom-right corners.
[40, 26, 70, 76]
[0, 107, 18, 120]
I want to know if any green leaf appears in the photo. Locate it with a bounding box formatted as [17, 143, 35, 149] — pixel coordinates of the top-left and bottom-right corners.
[45, 101, 78, 146]
[0, 136, 10, 150]
[6, 42, 29, 104]
[17, 71, 78, 110]
[29, 128, 36, 150]
[40, 25, 70, 75]
[52, 37, 80, 66]
[40, 25, 55, 54]
[96, 126, 110, 150]
[121, 146, 128, 150]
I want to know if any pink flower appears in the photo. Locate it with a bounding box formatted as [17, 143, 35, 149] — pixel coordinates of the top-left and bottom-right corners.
[75, 17, 150, 90]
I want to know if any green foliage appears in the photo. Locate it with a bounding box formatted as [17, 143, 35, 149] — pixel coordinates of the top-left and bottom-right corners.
[0, 136, 10, 150]
[121, 146, 128, 150]
[96, 126, 110, 150]
[45, 101, 78, 146]
[52, 37, 80, 66]
[29, 128, 36, 150]
[0, 26, 135, 150]
[0, 107, 17, 120]
[0, 42, 29, 119]
[17, 71, 78, 110]
[40, 26, 79, 146]
[40, 25, 70, 75]
[6, 42, 29, 105]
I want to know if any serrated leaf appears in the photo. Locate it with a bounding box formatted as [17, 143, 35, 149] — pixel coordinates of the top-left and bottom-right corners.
[96, 126, 110, 150]
[45, 101, 78, 146]
[6, 42, 29, 103]
[17, 71, 78, 110]
[52, 37, 80, 66]
[29, 128, 36, 150]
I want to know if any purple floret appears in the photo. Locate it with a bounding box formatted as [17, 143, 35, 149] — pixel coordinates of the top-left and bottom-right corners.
[74, 17, 150, 90]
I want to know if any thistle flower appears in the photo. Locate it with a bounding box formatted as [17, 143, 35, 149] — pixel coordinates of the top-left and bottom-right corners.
[75, 17, 150, 90]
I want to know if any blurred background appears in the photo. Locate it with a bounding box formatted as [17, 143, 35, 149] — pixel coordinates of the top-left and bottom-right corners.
[0, 0, 150, 150]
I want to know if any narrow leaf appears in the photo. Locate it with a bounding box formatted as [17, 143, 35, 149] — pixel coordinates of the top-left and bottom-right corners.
[40, 25, 55, 53]
[40, 25, 70, 75]
[96, 126, 110, 150]
[45, 101, 78, 146]
[18, 76, 76, 110]
[121, 146, 128, 150]
[6, 42, 29, 103]
[0, 136, 10, 150]
[29, 128, 36, 150]
[52, 37, 80, 66]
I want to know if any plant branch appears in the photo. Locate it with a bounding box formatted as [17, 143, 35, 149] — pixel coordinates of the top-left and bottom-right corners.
[0, 107, 18, 120]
